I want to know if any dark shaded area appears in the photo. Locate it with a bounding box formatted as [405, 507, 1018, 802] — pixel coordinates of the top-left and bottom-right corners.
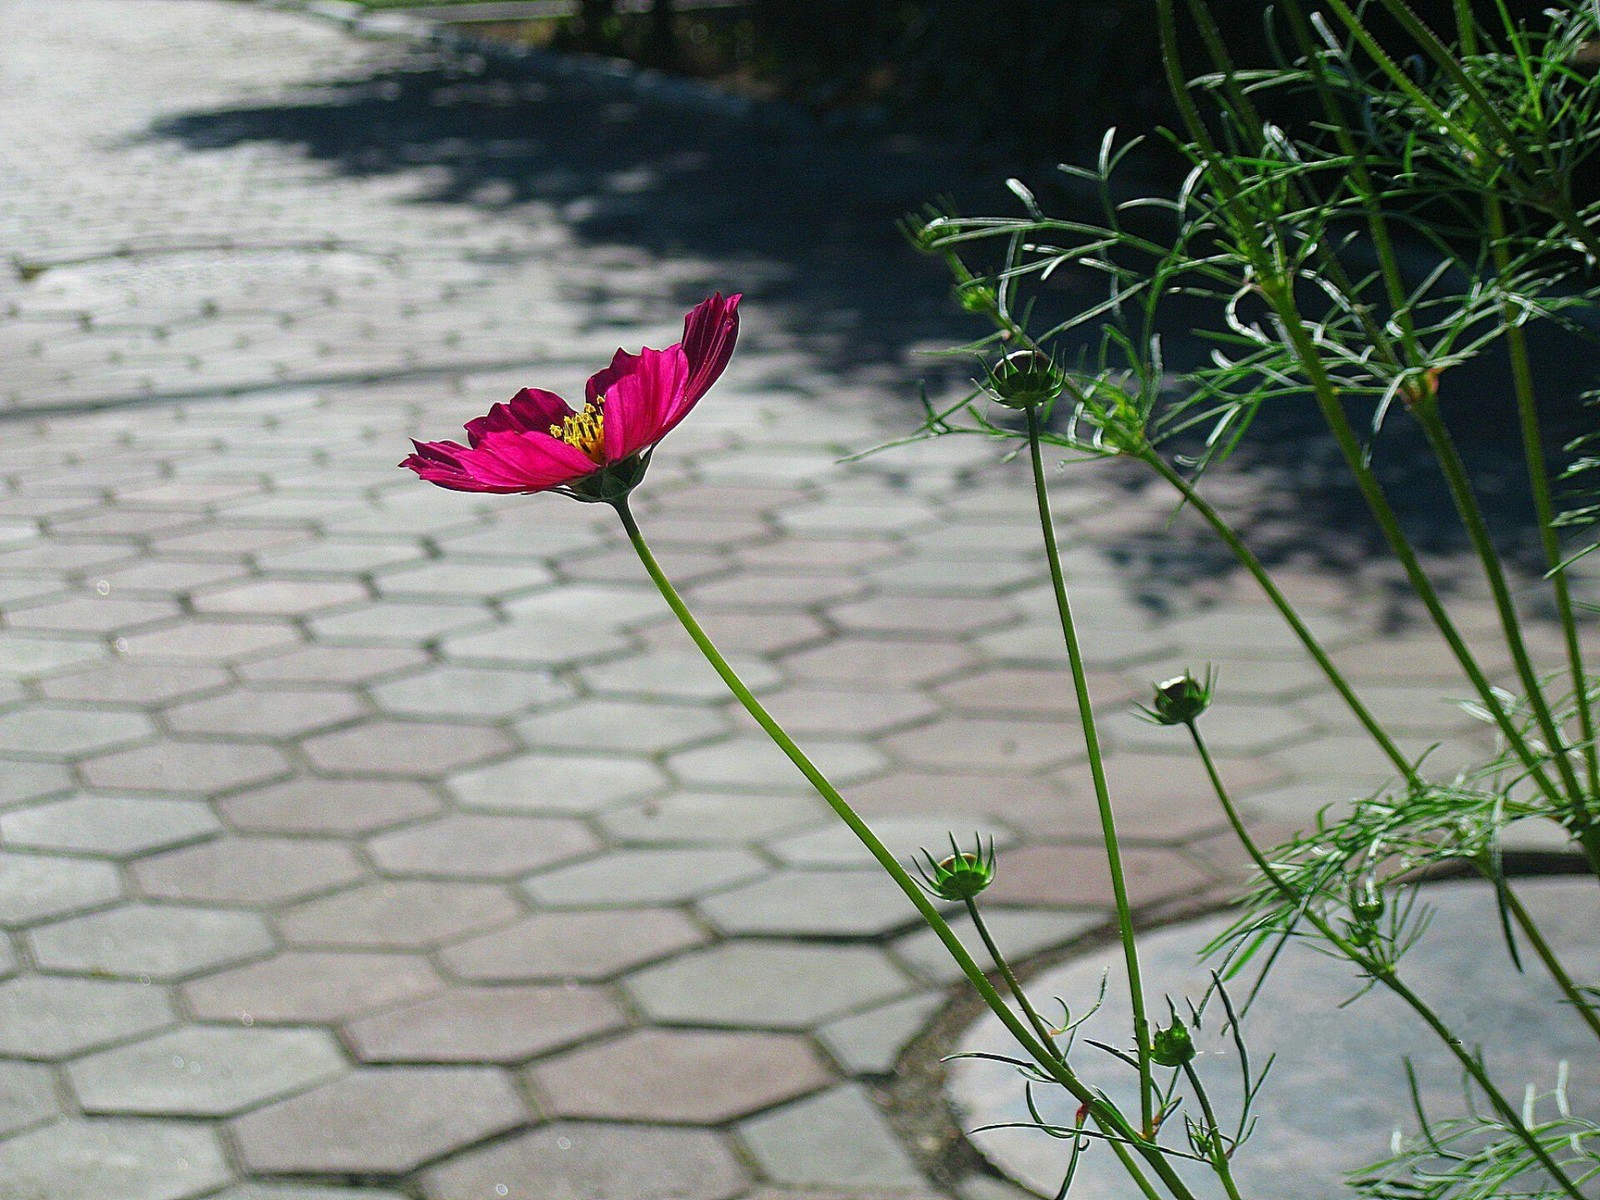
[148, 39, 1597, 595]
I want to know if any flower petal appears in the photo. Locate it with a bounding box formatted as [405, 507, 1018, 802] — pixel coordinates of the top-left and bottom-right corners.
[599, 344, 690, 462]
[464, 388, 574, 447]
[679, 292, 741, 408]
[402, 431, 599, 494]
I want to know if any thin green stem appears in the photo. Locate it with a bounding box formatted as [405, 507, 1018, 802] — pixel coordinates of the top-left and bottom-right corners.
[1498, 880, 1600, 1043]
[1486, 196, 1600, 808]
[1181, 1061, 1246, 1200]
[612, 497, 1192, 1200]
[1141, 450, 1420, 788]
[966, 898, 1062, 1057]
[1186, 721, 1589, 1200]
[1025, 404, 1155, 1136]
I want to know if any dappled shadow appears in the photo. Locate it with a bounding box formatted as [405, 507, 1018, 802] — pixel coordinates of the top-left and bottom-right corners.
[149, 40, 1597, 592]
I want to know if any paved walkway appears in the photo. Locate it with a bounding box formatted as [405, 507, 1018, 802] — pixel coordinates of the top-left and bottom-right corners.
[0, 4, 1556, 1199]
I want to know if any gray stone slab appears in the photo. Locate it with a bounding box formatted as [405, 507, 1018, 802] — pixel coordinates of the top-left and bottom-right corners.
[522, 847, 768, 907]
[598, 791, 828, 845]
[0, 1060, 60, 1136]
[0, 795, 220, 858]
[698, 869, 937, 938]
[738, 1084, 928, 1190]
[0, 851, 122, 926]
[0, 705, 154, 760]
[211, 1187, 408, 1200]
[449, 752, 666, 815]
[666, 734, 887, 791]
[28, 903, 274, 980]
[949, 877, 1600, 1200]
[892, 908, 1104, 985]
[0, 1117, 231, 1200]
[370, 664, 573, 718]
[817, 991, 945, 1076]
[0, 975, 175, 1059]
[68, 1025, 346, 1116]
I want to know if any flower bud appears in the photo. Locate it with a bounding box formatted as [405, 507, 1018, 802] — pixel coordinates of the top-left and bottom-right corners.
[916, 836, 996, 902]
[1151, 1016, 1196, 1067]
[987, 349, 1064, 409]
[1137, 668, 1215, 726]
[1349, 877, 1384, 924]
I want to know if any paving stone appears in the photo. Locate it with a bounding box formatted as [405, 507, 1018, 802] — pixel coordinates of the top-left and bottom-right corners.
[768, 815, 1016, 869]
[232, 1066, 526, 1175]
[441, 615, 633, 667]
[38, 661, 232, 705]
[530, 1027, 832, 1122]
[191, 578, 370, 616]
[829, 594, 1013, 636]
[0, 761, 73, 809]
[0, 1060, 60, 1136]
[370, 664, 572, 718]
[210, 1188, 408, 1200]
[441, 908, 707, 982]
[884, 716, 1079, 772]
[80, 741, 290, 794]
[372, 560, 554, 601]
[0, 704, 154, 760]
[28, 903, 274, 981]
[738, 1084, 927, 1191]
[344, 984, 625, 1063]
[300, 720, 513, 778]
[8, 595, 180, 635]
[760, 684, 940, 737]
[667, 734, 887, 790]
[0, 851, 122, 926]
[1105, 701, 1316, 756]
[892, 907, 1104, 984]
[522, 846, 767, 907]
[0, 976, 175, 1058]
[0, 795, 220, 857]
[516, 698, 730, 755]
[278, 880, 520, 949]
[698, 869, 936, 938]
[131, 837, 364, 905]
[369, 813, 597, 880]
[219, 777, 442, 835]
[420, 1121, 749, 1200]
[68, 1025, 345, 1116]
[257, 538, 425, 576]
[183, 951, 444, 1024]
[449, 752, 666, 815]
[816, 991, 945, 1075]
[0, 632, 109, 680]
[983, 843, 1216, 910]
[119, 619, 300, 663]
[163, 687, 366, 739]
[308, 600, 495, 644]
[627, 941, 914, 1029]
[0, 1117, 231, 1200]
[581, 648, 784, 701]
[783, 637, 977, 687]
[598, 791, 828, 845]
[237, 645, 426, 685]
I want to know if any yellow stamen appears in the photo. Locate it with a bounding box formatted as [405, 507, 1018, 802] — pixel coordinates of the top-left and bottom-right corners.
[550, 402, 606, 463]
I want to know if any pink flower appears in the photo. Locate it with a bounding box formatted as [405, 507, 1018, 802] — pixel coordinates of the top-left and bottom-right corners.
[403, 293, 741, 500]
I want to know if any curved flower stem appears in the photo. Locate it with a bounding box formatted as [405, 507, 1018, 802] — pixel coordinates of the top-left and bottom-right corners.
[1181, 1061, 1246, 1200]
[1024, 404, 1155, 1136]
[1138, 449, 1420, 789]
[965, 897, 1062, 1058]
[612, 497, 1194, 1200]
[1185, 721, 1590, 1200]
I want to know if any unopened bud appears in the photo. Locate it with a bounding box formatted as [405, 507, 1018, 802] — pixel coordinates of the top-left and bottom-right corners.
[1137, 668, 1215, 726]
[1151, 1016, 1196, 1067]
[916, 836, 997, 902]
[987, 349, 1064, 409]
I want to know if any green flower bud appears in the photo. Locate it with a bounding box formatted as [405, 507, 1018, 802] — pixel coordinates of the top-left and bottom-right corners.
[916, 836, 996, 902]
[1349, 877, 1384, 924]
[1151, 1016, 1196, 1067]
[954, 280, 997, 315]
[986, 349, 1064, 409]
[1136, 667, 1215, 726]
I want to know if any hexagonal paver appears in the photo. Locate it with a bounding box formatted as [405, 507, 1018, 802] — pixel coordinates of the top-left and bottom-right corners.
[580, 649, 783, 701]
[163, 687, 366, 739]
[598, 792, 827, 845]
[449, 752, 666, 815]
[0, 1060, 59, 1136]
[1105, 702, 1316, 756]
[370, 664, 572, 718]
[219, 777, 442, 835]
[0, 851, 122, 926]
[515, 699, 730, 755]
[666, 735, 887, 791]
[0, 704, 154, 759]
[0, 976, 175, 1058]
[984, 843, 1216, 909]
[1158, 606, 1361, 659]
[816, 991, 945, 1076]
[530, 1028, 832, 1122]
[231, 1067, 526, 1175]
[738, 1085, 927, 1191]
[301, 721, 513, 778]
[343, 984, 625, 1063]
[368, 814, 597, 880]
[373, 560, 554, 601]
[39, 661, 231, 705]
[420, 1122, 748, 1200]
[183, 951, 444, 1024]
[829, 594, 1012, 636]
[238, 645, 426, 685]
[441, 908, 707, 982]
[211, 1188, 408, 1200]
[0, 1117, 231, 1200]
[761, 686, 939, 736]
[699, 870, 935, 938]
[627, 941, 914, 1029]
[522, 847, 767, 907]
[783, 637, 975, 688]
[892, 907, 1104, 984]
[278, 880, 520, 949]
[68, 1025, 346, 1116]
[307, 601, 494, 644]
[191, 578, 370, 616]
[442, 616, 632, 668]
[0, 760, 72, 809]
[0, 795, 219, 857]
[28, 903, 274, 980]
[767, 815, 1016, 869]
[80, 741, 290, 794]
[883, 717, 1079, 772]
[131, 836, 364, 906]
[0, 633, 109, 681]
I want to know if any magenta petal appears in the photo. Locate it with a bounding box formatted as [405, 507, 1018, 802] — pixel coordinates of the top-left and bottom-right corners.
[600, 344, 691, 462]
[402, 432, 598, 494]
[464, 388, 574, 447]
[679, 292, 741, 407]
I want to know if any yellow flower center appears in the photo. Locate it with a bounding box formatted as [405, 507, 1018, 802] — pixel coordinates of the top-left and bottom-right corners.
[550, 402, 606, 463]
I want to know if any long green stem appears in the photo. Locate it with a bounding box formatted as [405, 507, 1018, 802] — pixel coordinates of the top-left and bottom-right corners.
[1486, 197, 1600, 807]
[1024, 404, 1156, 1136]
[1186, 722, 1589, 1200]
[1181, 1061, 1246, 1200]
[1141, 450, 1420, 788]
[967, 898, 1061, 1057]
[612, 497, 1192, 1200]
[1498, 882, 1600, 1043]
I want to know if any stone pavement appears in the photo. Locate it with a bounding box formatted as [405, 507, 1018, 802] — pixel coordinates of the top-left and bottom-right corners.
[0, 3, 1580, 1199]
